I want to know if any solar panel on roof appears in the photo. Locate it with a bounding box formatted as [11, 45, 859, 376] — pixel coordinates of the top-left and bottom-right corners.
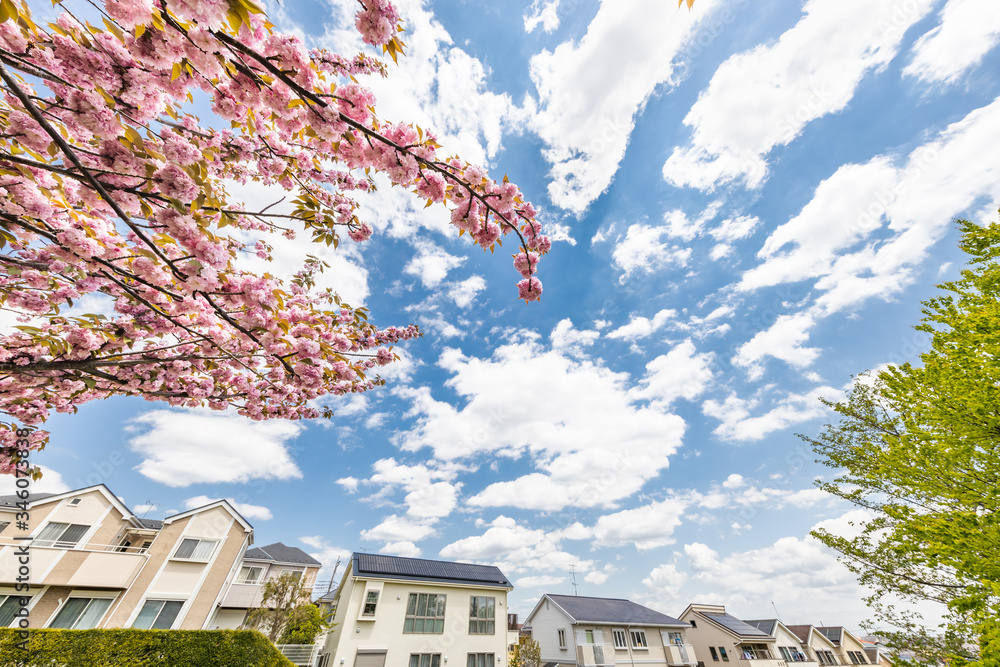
[705, 614, 772, 637]
[354, 553, 511, 586]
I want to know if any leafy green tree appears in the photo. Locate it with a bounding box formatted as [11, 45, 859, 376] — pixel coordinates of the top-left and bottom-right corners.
[803, 217, 1000, 665]
[278, 603, 329, 645]
[245, 572, 315, 644]
[510, 635, 542, 667]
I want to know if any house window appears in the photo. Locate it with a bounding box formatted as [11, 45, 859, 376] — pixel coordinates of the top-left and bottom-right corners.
[631, 630, 648, 649]
[132, 600, 184, 629]
[48, 597, 113, 629]
[468, 596, 495, 634]
[363, 591, 380, 616]
[403, 593, 446, 634]
[720, 648, 730, 662]
[0, 595, 28, 627]
[172, 538, 217, 561]
[849, 652, 867, 664]
[690, 619, 697, 628]
[613, 630, 628, 649]
[558, 628, 567, 648]
[0, 521, 9, 534]
[819, 652, 837, 665]
[236, 566, 264, 584]
[68, 498, 82, 506]
[33, 522, 90, 548]
[409, 654, 441, 667]
[668, 632, 685, 645]
[466, 654, 494, 667]
[710, 647, 719, 661]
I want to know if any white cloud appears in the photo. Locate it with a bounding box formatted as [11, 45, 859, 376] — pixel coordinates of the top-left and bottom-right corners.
[298, 535, 352, 583]
[733, 313, 820, 379]
[516, 574, 567, 588]
[395, 334, 686, 512]
[368, 458, 462, 519]
[439, 515, 592, 575]
[550, 318, 600, 354]
[664, 0, 935, 191]
[382, 541, 423, 558]
[404, 241, 466, 288]
[607, 309, 678, 341]
[529, 0, 724, 212]
[360, 514, 437, 544]
[524, 0, 562, 33]
[903, 0, 1000, 85]
[721, 473, 744, 490]
[183, 495, 273, 521]
[629, 340, 715, 408]
[740, 95, 1000, 317]
[589, 496, 691, 550]
[642, 561, 689, 609]
[703, 385, 841, 442]
[447, 276, 487, 308]
[709, 215, 761, 242]
[132, 503, 158, 515]
[610, 223, 693, 280]
[336, 477, 360, 493]
[127, 409, 302, 487]
[0, 465, 69, 495]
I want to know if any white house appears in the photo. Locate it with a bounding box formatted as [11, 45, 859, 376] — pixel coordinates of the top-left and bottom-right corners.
[319, 553, 515, 667]
[525, 593, 698, 667]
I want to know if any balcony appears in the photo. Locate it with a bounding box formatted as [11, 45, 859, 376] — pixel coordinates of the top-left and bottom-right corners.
[0, 540, 147, 588]
[735, 647, 786, 667]
[577, 643, 615, 666]
[665, 643, 698, 665]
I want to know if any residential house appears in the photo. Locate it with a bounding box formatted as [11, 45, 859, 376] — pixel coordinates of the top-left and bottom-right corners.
[744, 620, 818, 667]
[785, 626, 843, 666]
[679, 603, 785, 667]
[0, 484, 252, 630]
[320, 552, 515, 667]
[816, 627, 872, 667]
[857, 636, 895, 667]
[210, 542, 323, 629]
[525, 593, 697, 667]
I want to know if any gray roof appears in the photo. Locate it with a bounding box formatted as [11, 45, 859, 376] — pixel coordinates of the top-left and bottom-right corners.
[703, 613, 773, 638]
[136, 517, 163, 530]
[353, 553, 512, 588]
[547, 594, 688, 627]
[745, 620, 779, 636]
[245, 542, 322, 566]
[0, 492, 56, 508]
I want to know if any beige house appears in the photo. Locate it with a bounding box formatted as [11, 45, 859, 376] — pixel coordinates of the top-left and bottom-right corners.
[744, 620, 818, 667]
[211, 542, 322, 629]
[816, 628, 872, 666]
[320, 552, 515, 667]
[525, 593, 697, 667]
[679, 604, 785, 667]
[785, 626, 844, 666]
[0, 484, 253, 630]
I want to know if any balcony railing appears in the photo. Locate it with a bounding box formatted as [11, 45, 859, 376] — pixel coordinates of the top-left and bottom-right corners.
[665, 643, 698, 665]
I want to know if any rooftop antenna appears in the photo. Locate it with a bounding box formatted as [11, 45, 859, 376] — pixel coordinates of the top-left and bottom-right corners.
[771, 601, 783, 623]
[138, 500, 154, 519]
[570, 564, 579, 596]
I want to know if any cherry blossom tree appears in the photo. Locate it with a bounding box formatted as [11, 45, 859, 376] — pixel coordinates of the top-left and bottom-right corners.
[0, 0, 550, 474]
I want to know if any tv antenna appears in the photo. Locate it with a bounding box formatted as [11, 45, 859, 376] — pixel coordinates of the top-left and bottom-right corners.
[570, 564, 579, 595]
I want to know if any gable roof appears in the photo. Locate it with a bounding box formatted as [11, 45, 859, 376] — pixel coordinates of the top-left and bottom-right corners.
[786, 625, 813, 643]
[352, 552, 511, 588]
[245, 542, 322, 566]
[702, 612, 773, 639]
[544, 594, 688, 627]
[0, 492, 57, 508]
[162, 498, 253, 534]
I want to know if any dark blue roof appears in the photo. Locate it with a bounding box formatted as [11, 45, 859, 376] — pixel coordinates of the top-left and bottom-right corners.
[547, 594, 688, 626]
[704, 613, 772, 638]
[745, 620, 778, 636]
[353, 553, 511, 588]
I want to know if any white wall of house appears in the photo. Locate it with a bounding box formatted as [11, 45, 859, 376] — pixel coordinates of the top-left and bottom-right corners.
[325, 576, 511, 667]
[526, 598, 575, 663]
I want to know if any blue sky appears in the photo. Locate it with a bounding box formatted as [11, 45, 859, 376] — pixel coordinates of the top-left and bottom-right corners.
[12, 0, 1000, 630]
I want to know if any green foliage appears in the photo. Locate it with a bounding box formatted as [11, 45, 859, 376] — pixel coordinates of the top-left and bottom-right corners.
[509, 635, 542, 667]
[245, 572, 315, 643]
[804, 216, 1000, 663]
[277, 603, 329, 645]
[0, 628, 295, 666]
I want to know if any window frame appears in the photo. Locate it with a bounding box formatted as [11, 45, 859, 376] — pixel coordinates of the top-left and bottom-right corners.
[468, 595, 495, 635]
[235, 565, 264, 585]
[719, 647, 730, 662]
[363, 590, 380, 616]
[613, 629, 628, 649]
[33, 522, 90, 548]
[408, 654, 441, 667]
[558, 628, 567, 649]
[710, 647, 719, 661]
[403, 593, 446, 634]
[0, 595, 28, 627]
[630, 630, 648, 649]
[131, 599, 185, 630]
[47, 596, 114, 629]
[171, 537, 218, 561]
[466, 654, 495, 667]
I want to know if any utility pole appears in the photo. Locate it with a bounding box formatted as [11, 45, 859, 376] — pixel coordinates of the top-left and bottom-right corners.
[326, 557, 341, 594]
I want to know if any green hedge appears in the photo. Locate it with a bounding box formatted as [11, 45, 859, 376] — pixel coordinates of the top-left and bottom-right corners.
[0, 629, 296, 667]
